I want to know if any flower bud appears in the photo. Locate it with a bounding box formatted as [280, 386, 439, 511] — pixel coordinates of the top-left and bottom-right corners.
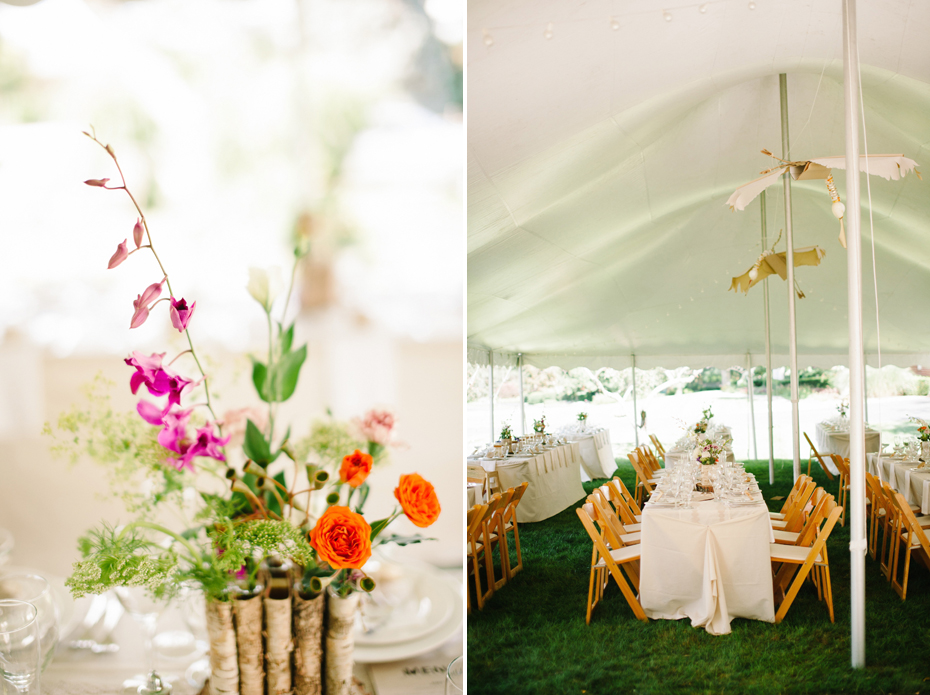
[313, 469, 330, 489]
[133, 219, 144, 248]
[84, 178, 110, 187]
[246, 267, 284, 312]
[326, 491, 340, 506]
[359, 576, 376, 593]
[108, 239, 129, 269]
[244, 461, 266, 477]
[225, 468, 237, 479]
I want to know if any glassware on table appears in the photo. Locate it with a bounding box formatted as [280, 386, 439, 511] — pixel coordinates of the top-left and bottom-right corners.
[0, 599, 41, 694]
[0, 530, 12, 568]
[445, 655, 464, 695]
[0, 573, 59, 673]
[115, 586, 173, 695]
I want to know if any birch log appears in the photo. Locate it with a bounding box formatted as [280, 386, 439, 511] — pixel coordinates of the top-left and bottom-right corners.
[325, 591, 360, 695]
[233, 593, 264, 695]
[292, 591, 325, 695]
[264, 587, 293, 695]
[205, 599, 239, 695]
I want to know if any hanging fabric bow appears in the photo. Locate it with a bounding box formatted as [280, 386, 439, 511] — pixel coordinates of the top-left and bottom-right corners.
[730, 230, 826, 299]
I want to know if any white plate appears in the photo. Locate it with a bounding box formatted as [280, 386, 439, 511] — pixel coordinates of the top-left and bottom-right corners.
[352, 570, 462, 664]
[355, 564, 455, 647]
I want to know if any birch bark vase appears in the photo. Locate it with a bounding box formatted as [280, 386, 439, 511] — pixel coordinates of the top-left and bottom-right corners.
[264, 584, 294, 695]
[232, 591, 264, 695]
[205, 599, 240, 695]
[325, 589, 360, 695]
[292, 590, 325, 695]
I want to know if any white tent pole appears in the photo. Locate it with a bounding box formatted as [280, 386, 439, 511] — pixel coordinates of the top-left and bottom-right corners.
[489, 349, 495, 442]
[780, 73, 801, 481]
[761, 190, 775, 483]
[747, 353, 758, 460]
[631, 355, 639, 447]
[863, 360, 869, 423]
[843, 0, 866, 669]
[518, 353, 526, 436]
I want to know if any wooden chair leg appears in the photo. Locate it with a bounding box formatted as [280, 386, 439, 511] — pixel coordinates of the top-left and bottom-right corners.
[497, 519, 512, 586]
[821, 563, 834, 622]
[585, 547, 598, 625]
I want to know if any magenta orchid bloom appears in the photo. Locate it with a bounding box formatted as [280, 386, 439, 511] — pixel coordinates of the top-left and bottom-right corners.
[108, 239, 129, 269]
[132, 219, 144, 249]
[125, 351, 167, 394]
[136, 399, 169, 426]
[169, 297, 196, 333]
[125, 351, 193, 407]
[157, 408, 193, 454]
[190, 424, 230, 461]
[163, 419, 229, 472]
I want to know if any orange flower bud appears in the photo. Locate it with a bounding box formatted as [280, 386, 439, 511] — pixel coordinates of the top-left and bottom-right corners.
[339, 449, 373, 488]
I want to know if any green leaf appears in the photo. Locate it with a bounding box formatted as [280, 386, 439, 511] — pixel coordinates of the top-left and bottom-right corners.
[353, 483, 370, 514]
[377, 533, 435, 547]
[250, 357, 270, 403]
[279, 323, 295, 355]
[369, 517, 392, 541]
[243, 419, 272, 465]
[270, 344, 306, 402]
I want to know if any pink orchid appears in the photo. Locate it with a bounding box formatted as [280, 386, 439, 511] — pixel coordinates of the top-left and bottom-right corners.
[164, 420, 229, 473]
[150, 369, 194, 408]
[108, 239, 129, 269]
[136, 399, 169, 426]
[157, 408, 193, 453]
[84, 178, 110, 187]
[132, 219, 144, 249]
[169, 297, 196, 333]
[125, 351, 167, 394]
[129, 278, 165, 329]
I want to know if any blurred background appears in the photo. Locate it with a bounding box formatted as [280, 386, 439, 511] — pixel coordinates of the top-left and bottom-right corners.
[0, 0, 464, 572]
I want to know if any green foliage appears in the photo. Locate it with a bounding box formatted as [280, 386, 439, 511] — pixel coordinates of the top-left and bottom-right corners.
[682, 368, 722, 393]
[244, 419, 274, 465]
[292, 418, 364, 470]
[251, 344, 307, 403]
[377, 533, 434, 547]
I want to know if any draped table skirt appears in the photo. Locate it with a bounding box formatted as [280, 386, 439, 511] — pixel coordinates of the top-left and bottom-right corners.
[815, 423, 881, 472]
[564, 428, 615, 479]
[867, 453, 930, 514]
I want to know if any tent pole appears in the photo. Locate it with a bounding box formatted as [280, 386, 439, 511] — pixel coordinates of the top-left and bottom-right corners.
[863, 360, 869, 423]
[631, 355, 639, 447]
[747, 353, 758, 460]
[518, 353, 526, 436]
[780, 73, 801, 481]
[489, 349, 495, 442]
[761, 190, 775, 483]
[843, 0, 866, 669]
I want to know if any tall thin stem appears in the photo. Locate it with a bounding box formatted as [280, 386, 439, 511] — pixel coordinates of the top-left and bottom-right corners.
[266, 310, 275, 443]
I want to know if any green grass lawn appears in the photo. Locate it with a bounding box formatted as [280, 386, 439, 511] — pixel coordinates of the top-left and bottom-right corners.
[467, 459, 930, 695]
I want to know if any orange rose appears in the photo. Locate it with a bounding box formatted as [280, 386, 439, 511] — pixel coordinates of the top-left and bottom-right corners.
[309, 505, 372, 569]
[339, 449, 373, 488]
[393, 473, 441, 528]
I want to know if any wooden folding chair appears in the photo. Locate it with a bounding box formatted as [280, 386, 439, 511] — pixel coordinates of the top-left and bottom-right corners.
[640, 446, 665, 477]
[576, 503, 647, 624]
[500, 482, 529, 579]
[486, 469, 503, 496]
[803, 431, 835, 480]
[773, 490, 831, 546]
[771, 477, 817, 533]
[887, 490, 930, 600]
[466, 494, 502, 610]
[769, 475, 811, 521]
[770, 501, 843, 623]
[604, 478, 643, 526]
[628, 450, 656, 506]
[830, 454, 851, 526]
[466, 502, 490, 612]
[649, 434, 666, 459]
[864, 471, 889, 560]
[589, 491, 641, 546]
[486, 488, 515, 590]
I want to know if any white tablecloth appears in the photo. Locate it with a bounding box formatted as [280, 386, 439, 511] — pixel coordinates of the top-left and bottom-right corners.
[467, 483, 480, 509]
[664, 448, 735, 471]
[867, 453, 930, 514]
[564, 428, 615, 479]
[639, 479, 775, 636]
[470, 443, 586, 522]
[815, 423, 881, 464]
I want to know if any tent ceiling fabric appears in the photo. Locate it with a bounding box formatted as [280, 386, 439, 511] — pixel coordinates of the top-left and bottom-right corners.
[467, 0, 930, 370]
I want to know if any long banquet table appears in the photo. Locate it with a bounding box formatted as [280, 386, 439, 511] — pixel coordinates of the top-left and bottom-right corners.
[563, 428, 615, 479]
[867, 453, 930, 515]
[639, 471, 775, 636]
[468, 442, 586, 522]
[815, 423, 881, 465]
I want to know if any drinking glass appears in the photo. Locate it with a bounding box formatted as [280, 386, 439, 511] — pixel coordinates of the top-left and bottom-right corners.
[0, 530, 12, 568]
[0, 599, 40, 694]
[445, 655, 463, 695]
[0, 574, 58, 672]
[115, 586, 172, 695]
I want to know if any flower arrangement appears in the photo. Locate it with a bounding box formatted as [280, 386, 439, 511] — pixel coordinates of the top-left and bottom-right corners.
[693, 420, 708, 436]
[499, 423, 513, 441]
[47, 133, 441, 695]
[694, 438, 726, 466]
[702, 405, 714, 422]
[837, 399, 849, 419]
[908, 416, 930, 442]
[577, 412, 587, 422]
[533, 416, 547, 434]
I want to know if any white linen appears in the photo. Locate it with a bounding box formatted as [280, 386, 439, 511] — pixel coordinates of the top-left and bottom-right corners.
[639, 485, 775, 636]
[472, 442, 586, 522]
[467, 483, 480, 509]
[867, 453, 930, 514]
[564, 428, 615, 478]
[815, 423, 881, 467]
[664, 448, 734, 471]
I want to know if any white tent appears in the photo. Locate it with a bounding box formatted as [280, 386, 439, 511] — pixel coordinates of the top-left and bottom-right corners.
[467, 0, 930, 370]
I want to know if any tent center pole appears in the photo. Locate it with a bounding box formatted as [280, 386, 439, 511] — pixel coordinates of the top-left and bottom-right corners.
[489, 349, 495, 443]
[843, 0, 866, 669]
[761, 190, 775, 484]
[747, 353, 758, 460]
[780, 72, 801, 481]
[631, 355, 639, 447]
[518, 353, 526, 436]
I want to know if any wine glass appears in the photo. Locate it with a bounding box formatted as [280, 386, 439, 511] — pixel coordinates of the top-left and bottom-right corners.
[0, 599, 41, 694]
[0, 573, 58, 672]
[445, 655, 463, 695]
[115, 586, 172, 695]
